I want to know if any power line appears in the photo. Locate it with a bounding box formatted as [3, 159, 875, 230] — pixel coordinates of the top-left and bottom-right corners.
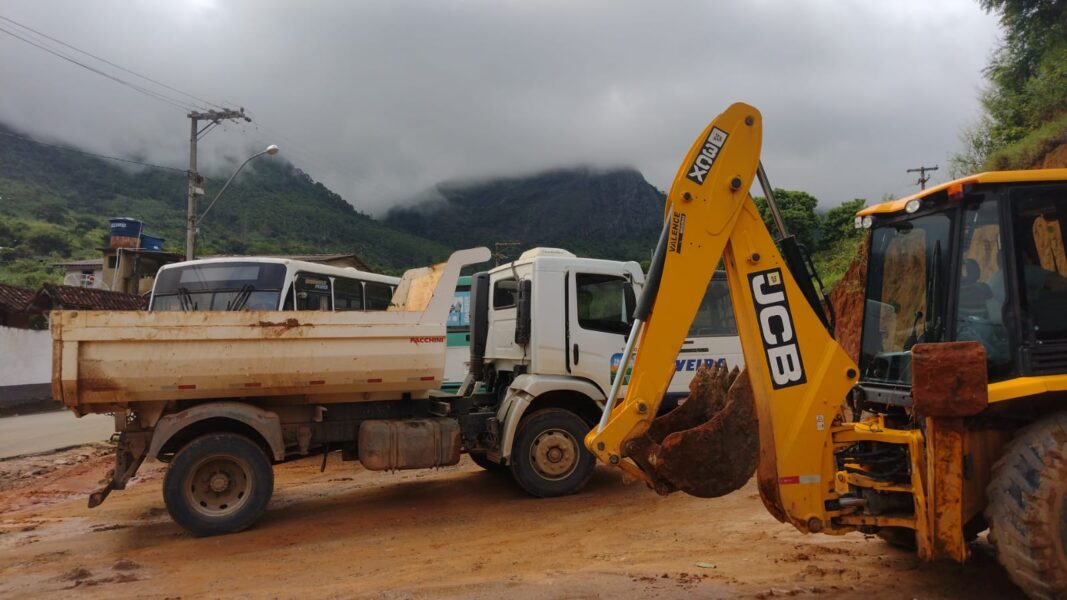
[0, 24, 195, 112]
[0, 129, 186, 173]
[0, 15, 224, 112]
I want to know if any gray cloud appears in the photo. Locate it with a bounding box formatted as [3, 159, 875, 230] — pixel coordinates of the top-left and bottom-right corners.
[0, 1, 999, 215]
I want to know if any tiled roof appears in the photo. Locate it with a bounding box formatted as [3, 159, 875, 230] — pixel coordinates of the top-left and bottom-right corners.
[32, 284, 145, 311]
[0, 283, 34, 311]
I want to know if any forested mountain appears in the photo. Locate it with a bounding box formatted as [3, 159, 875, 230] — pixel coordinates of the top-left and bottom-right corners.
[0, 127, 451, 285]
[385, 167, 666, 262]
[1, 124, 869, 291]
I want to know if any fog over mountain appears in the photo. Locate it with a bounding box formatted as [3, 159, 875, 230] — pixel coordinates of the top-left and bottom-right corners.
[0, 1, 999, 215]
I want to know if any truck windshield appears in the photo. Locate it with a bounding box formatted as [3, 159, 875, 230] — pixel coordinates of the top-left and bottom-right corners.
[151, 262, 287, 311]
[860, 211, 953, 385]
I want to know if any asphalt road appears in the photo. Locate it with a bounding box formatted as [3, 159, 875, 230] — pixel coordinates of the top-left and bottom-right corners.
[0, 410, 114, 459]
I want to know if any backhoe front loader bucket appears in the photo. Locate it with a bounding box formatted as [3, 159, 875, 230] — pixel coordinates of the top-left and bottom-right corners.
[622, 363, 758, 498]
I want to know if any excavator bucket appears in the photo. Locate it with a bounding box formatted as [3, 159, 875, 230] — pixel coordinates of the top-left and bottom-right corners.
[622, 363, 758, 498]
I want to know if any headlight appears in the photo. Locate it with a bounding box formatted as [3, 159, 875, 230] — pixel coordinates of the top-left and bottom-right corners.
[862, 215, 874, 229]
[905, 199, 921, 214]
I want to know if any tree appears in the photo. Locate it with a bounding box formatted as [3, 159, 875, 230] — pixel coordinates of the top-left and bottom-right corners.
[956, 0, 1067, 167]
[819, 198, 867, 250]
[753, 189, 820, 250]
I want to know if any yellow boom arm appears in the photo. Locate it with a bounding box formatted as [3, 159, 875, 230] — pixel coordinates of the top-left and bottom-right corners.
[585, 103, 859, 534]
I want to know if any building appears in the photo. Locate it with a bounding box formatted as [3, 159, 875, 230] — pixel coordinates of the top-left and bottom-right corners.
[26, 283, 145, 313]
[0, 283, 39, 329]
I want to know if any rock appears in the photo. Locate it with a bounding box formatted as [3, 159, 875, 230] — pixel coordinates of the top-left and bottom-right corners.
[112, 558, 140, 571]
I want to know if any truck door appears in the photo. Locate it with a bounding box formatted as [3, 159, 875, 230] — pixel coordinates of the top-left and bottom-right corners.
[568, 270, 636, 394]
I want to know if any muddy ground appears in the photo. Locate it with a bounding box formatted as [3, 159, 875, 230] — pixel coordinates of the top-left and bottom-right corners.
[0, 445, 1025, 599]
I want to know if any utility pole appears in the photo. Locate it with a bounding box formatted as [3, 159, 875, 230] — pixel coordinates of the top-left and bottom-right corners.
[186, 108, 252, 260]
[906, 164, 939, 191]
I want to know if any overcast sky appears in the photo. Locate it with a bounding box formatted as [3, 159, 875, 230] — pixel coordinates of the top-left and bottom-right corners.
[0, 1, 1001, 215]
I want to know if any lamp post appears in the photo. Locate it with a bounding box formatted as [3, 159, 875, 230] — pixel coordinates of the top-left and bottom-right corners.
[185, 144, 280, 260]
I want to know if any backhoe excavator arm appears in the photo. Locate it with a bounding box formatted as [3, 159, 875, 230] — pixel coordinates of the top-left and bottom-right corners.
[585, 103, 860, 533]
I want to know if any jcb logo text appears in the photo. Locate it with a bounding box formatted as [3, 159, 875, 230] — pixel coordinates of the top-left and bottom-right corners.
[749, 269, 806, 389]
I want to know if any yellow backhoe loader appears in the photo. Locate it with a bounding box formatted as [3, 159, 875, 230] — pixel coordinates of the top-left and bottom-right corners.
[586, 102, 1067, 599]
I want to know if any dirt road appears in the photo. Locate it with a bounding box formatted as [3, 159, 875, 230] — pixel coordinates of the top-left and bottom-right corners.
[0, 411, 114, 459]
[0, 446, 1025, 599]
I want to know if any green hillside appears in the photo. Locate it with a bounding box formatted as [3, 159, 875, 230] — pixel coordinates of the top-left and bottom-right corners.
[0, 127, 451, 286]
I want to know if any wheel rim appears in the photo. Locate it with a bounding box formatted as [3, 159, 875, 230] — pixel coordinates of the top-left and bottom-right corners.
[183, 454, 253, 518]
[529, 428, 579, 481]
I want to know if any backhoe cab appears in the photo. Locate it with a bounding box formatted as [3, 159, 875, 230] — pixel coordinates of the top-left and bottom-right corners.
[586, 102, 1067, 598]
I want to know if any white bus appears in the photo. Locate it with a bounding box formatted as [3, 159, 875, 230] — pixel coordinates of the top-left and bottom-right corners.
[149, 257, 401, 312]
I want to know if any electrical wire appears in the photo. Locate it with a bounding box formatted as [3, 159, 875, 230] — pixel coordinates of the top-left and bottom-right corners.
[0, 24, 195, 112]
[0, 14, 225, 112]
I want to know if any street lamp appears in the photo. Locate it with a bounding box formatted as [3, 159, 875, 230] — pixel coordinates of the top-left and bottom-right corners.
[185, 144, 280, 260]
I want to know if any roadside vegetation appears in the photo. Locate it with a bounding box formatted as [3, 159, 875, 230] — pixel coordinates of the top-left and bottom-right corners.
[951, 0, 1067, 174]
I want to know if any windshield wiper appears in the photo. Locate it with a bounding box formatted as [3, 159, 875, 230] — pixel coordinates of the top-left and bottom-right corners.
[227, 285, 254, 311]
[177, 287, 197, 311]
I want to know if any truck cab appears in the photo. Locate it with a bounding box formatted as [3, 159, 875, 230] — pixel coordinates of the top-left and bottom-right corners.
[464, 248, 742, 496]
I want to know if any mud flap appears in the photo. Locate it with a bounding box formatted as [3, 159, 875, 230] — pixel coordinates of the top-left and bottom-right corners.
[88, 430, 149, 508]
[622, 364, 758, 497]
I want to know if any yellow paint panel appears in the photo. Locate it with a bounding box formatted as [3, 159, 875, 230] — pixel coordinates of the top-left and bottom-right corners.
[858, 168, 1067, 217]
[989, 375, 1067, 403]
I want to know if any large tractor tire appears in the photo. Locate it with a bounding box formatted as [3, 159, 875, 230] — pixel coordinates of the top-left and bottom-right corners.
[163, 433, 275, 537]
[510, 408, 595, 498]
[986, 412, 1067, 599]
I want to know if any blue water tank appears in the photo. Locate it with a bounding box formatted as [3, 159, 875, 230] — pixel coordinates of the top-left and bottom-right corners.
[109, 217, 143, 249]
[140, 234, 165, 251]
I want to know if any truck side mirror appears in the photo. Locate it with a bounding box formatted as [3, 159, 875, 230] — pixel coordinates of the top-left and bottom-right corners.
[514, 279, 532, 345]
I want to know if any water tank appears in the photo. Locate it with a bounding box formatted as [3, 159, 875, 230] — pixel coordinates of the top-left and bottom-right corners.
[109, 218, 143, 249]
[139, 234, 165, 251]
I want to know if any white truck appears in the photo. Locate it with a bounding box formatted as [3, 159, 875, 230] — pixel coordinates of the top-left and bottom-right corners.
[52, 247, 739, 535]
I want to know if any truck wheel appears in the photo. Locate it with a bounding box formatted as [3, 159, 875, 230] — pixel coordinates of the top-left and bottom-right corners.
[469, 452, 506, 473]
[163, 433, 274, 537]
[510, 409, 595, 498]
[986, 412, 1067, 599]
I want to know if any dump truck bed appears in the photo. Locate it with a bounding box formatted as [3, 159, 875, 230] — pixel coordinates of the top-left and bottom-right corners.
[52, 248, 490, 414]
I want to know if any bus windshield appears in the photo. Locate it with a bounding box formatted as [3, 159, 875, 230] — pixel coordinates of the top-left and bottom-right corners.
[151, 262, 287, 311]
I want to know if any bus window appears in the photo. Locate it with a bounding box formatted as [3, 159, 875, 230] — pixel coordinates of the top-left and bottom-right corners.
[365, 282, 393, 310]
[688, 278, 737, 336]
[295, 273, 332, 311]
[334, 277, 365, 311]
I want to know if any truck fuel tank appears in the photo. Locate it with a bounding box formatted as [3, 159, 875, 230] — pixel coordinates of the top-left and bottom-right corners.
[358, 418, 462, 471]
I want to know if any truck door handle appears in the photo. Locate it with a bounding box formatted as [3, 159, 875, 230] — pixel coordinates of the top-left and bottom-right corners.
[573, 344, 579, 364]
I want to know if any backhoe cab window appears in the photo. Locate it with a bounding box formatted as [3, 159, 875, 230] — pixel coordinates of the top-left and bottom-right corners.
[860, 211, 953, 385]
[955, 198, 1012, 378]
[576, 274, 635, 335]
[1012, 187, 1067, 343]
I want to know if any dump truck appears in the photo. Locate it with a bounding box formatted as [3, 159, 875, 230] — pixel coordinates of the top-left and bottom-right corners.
[53, 245, 739, 536]
[585, 102, 1067, 599]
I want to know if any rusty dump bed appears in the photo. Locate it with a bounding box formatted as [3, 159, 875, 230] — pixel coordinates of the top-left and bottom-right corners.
[51, 248, 490, 414]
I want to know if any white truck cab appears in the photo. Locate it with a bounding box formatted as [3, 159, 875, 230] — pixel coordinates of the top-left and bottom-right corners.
[466, 248, 741, 497]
